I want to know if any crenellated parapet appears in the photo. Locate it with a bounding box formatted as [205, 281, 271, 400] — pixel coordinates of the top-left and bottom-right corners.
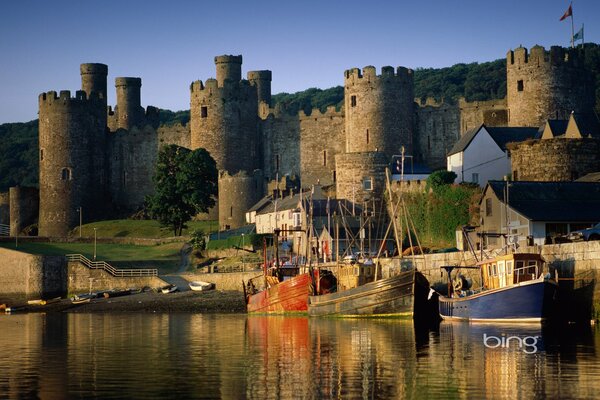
[506, 45, 594, 127]
[247, 70, 272, 107]
[298, 106, 344, 120]
[344, 65, 413, 86]
[215, 54, 242, 86]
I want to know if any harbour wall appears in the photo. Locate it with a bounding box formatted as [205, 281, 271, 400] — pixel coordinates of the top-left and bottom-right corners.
[181, 271, 262, 291]
[0, 247, 67, 304]
[67, 262, 167, 295]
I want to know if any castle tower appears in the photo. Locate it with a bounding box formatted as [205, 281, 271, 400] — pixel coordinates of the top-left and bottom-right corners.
[38, 90, 106, 237]
[80, 63, 108, 105]
[190, 56, 259, 173]
[247, 70, 272, 107]
[344, 66, 414, 157]
[218, 170, 263, 230]
[507, 45, 595, 127]
[215, 55, 242, 86]
[115, 77, 143, 130]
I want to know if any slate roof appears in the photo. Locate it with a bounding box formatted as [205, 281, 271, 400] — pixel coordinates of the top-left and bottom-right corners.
[447, 125, 539, 156]
[486, 180, 600, 222]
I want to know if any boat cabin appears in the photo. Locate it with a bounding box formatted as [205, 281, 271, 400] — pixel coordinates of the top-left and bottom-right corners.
[479, 253, 543, 290]
[337, 263, 379, 290]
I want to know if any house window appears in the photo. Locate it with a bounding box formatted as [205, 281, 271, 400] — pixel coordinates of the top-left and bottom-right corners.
[323, 150, 327, 166]
[485, 198, 492, 217]
[517, 80, 524, 92]
[472, 173, 479, 184]
[363, 178, 373, 191]
[61, 168, 72, 181]
[201, 106, 208, 118]
[351, 95, 357, 107]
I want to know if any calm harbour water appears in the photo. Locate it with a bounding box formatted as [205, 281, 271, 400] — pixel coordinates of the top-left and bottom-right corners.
[0, 313, 599, 399]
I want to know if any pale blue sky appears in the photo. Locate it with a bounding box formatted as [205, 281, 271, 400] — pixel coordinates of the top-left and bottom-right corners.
[1, 0, 597, 123]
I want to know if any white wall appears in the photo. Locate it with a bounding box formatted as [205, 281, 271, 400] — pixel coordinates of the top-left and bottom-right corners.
[447, 128, 510, 187]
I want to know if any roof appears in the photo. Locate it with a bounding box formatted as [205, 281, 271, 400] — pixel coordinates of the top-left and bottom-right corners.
[447, 125, 538, 156]
[486, 181, 600, 222]
[253, 189, 360, 216]
[576, 172, 600, 182]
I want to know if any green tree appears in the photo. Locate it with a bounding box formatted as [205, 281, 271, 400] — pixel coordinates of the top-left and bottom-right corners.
[147, 145, 217, 236]
[426, 170, 457, 193]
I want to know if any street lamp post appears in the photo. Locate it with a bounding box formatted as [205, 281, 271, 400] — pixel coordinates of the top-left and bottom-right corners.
[77, 207, 82, 238]
[241, 233, 245, 269]
[93, 228, 97, 261]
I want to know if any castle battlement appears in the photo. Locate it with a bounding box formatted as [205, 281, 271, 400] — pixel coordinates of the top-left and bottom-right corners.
[344, 65, 413, 85]
[115, 77, 141, 87]
[247, 70, 272, 82]
[38, 90, 103, 107]
[298, 105, 343, 119]
[507, 45, 583, 67]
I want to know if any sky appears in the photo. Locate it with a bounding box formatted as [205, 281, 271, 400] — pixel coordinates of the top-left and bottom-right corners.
[1, 0, 598, 123]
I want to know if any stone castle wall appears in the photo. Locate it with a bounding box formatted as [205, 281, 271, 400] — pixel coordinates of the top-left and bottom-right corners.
[415, 99, 461, 170]
[458, 97, 508, 133]
[9, 186, 39, 236]
[108, 125, 158, 213]
[507, 46, 595, 127]
[218, 170, 263, 230]
[261, 110, 301, 181]
[509, 138, 600, 181]
[0, 192, 9, 225]
[299, 107, 345, 186]
[335, 151, 388, 204]
[157, 123, 191, 149]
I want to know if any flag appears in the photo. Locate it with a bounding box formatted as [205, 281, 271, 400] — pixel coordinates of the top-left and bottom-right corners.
[559, 4, 572, 21]
[573, 26, 584, 41]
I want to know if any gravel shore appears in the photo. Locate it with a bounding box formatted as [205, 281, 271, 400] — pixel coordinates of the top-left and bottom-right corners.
[4, 290, 246, 314]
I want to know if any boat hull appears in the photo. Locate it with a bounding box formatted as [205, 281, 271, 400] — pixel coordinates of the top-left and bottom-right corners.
[439, 279, 558, 322]
[246, 273, 313, 314]
[307, 270, 432, 318]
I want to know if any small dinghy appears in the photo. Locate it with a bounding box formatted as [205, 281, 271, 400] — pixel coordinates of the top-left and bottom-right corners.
[189, 281, 215, 291]
[72, 297, 91, 305]
[161, 284, 178, 294]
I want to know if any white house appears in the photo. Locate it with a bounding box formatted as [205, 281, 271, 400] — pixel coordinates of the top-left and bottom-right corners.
[447, 125, 538, 186]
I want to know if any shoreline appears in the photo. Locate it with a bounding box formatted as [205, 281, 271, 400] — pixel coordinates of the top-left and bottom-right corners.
[2, 290, 246, 314]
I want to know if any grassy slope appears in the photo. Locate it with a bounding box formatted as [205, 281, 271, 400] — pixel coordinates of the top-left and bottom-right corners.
[72, 219, 217, 238]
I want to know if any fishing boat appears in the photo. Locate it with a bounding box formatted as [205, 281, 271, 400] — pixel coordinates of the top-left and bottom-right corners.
[189, 281, 215, 291]
[307, 262, 436, 320]
[438, 253, 558, 322]
[71, 297, 92, 305]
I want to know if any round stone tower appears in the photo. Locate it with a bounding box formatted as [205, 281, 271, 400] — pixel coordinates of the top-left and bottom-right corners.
[38, 90, 106, 237]
[115, 77, 143, 130]
[218, 170, 263, 230]
[215, 55, 242, 86]
[507, 45, 595, 127]
[247, 70, 272, 107]
[335, 152, 388, 205]
[190, 56, 258, 174]
[80, 63, 108, 105]
[344, 65, 414, 158]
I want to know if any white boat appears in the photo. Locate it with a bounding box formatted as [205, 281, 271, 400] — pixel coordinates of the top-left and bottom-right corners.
[161, 285, 178, 294]
[189, 281, 215, 291]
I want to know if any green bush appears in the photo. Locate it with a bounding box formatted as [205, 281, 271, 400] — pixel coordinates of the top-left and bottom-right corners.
[206, 233, 268, 250]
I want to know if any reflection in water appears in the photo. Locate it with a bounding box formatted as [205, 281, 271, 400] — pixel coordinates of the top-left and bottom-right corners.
[0, 314, 599, 399]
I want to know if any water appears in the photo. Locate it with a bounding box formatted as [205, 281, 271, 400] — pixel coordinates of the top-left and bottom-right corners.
[0, 313, 599, 399]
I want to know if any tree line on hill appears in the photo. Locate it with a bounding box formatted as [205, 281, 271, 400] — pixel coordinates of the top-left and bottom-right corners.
[1, 43, 599, 192]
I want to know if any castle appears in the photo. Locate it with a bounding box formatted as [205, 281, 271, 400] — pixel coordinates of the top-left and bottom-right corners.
[22, 45, 596, 236]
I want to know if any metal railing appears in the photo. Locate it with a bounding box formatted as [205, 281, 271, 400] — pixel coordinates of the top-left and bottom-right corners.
[66, 254, 158, 277]
[0, 224, 9, 236]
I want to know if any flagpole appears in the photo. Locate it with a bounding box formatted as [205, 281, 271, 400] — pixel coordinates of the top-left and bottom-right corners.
[570, 3, 574, 48]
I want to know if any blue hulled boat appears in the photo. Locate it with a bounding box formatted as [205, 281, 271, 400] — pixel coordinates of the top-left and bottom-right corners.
[438, 253, 558, 322]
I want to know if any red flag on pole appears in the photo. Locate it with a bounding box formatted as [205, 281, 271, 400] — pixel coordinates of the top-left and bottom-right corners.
[559, 4, 572, 21]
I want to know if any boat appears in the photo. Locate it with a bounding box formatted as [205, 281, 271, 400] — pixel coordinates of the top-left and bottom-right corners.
[161, 285, 178, 294]
[438, 253, 559, 322]
[307, 263, 436, 320]
[189, 281, 215, 291]
[26, 297, 61, 306]
[70, 292, 97, 302]
[103, 289, 132, 298]
[71, 297, 91, 305]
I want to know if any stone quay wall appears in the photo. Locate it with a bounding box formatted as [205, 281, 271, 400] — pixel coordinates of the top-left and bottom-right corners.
[67, 261, 167, 294]
[0, 247, 67, 303]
